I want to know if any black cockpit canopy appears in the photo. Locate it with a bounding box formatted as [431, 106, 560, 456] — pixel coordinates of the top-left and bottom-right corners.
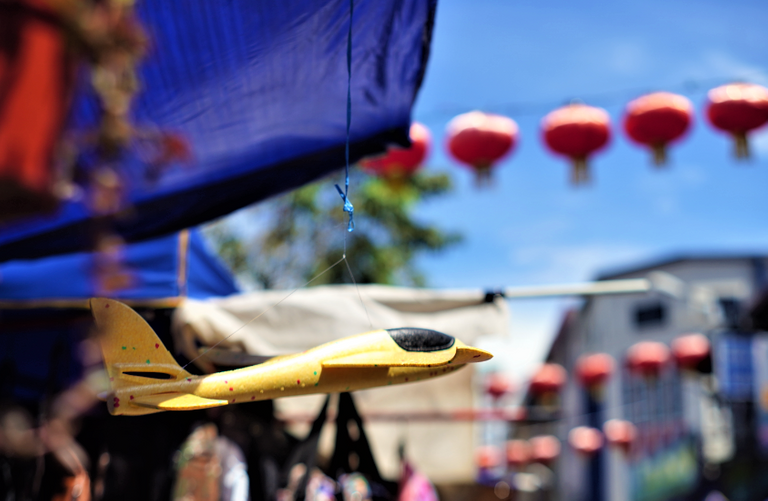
[387, 328, 455, 352]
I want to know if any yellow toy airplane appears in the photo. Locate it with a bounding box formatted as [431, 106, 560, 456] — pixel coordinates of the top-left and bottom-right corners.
[91, 298, 493, 416]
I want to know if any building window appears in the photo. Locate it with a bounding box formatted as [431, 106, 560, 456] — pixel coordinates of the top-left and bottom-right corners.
[634, 301, 666, 329]
[719, 297, 741, 329]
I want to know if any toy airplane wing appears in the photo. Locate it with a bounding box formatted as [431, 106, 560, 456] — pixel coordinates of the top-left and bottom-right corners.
[130, 393, 229, 411]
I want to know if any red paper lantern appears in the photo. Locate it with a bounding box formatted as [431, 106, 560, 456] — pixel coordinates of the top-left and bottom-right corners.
[0, 3, 74, 220]
[542, 103, 611, 185]
[446, 111, 518, 183]
[505, 439, 532, 468]
[359, 122, 431, 178]
[529, 363, 567, 396]
[624, 92, 693, 166]
[671, 333, 710, 371]
[475, 445, 503, 469]
[529, 435, 561, 465]
[626, 341, 670, 377]
[485, 372, 514, 400]
[706, 83, 768, 159]
[568, 426, 603, 456]
[603, 419, 637, 454]
[575, 353, 615, 389]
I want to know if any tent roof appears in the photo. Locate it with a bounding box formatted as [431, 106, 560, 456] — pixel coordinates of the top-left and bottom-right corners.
[0, 0, 436, 261]
[0, 229, 238, 308]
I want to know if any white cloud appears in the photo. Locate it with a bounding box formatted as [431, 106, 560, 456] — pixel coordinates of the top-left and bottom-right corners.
[676, 50, 768, 86]
[510, 242, 653, 284]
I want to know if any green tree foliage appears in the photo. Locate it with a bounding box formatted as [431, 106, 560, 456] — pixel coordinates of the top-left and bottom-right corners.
[205, 170, 461, 289]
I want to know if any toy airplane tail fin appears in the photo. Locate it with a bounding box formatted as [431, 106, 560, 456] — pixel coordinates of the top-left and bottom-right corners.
[90, 298, 191, 390]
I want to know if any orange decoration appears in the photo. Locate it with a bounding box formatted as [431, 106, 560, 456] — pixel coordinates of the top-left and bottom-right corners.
[446, 111, 517, 184]
[624, 92, 693, 166]
[505, 439, 532, 468]
[575, 353, 615, 389]
[359, 122, 431, 178]
[626, 341, 670, 377]
[0, 1, 74, 220]
[542, 103, 611, 185]
[671, 333, 710, 371]
[603, 419, 637, 454]
[529, 435, 561, 465]
[529, 363, 567, 395]
[568, 426, 603, 456]
[706, 83, 768, 159]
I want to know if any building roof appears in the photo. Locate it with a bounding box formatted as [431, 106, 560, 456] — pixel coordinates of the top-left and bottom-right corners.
[596, 253, 767, 281]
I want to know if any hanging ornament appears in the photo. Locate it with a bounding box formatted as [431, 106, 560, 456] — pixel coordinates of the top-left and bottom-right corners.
[529, 435, 561, 465]
[575, 353, 615, 391]
[446, 111, 518, 184]
[671, 333, 710, 371]
[568, 426, 603, 456]
[505, 439, 532, 469]
[485, 372, 514, 401]
[626, 341, 670, 378]
[603, 419, 637, 454]
[541, 103, 611, 185]
[706, 83, 768, 159]
[359, 122, 431, 178]
[529, 363, 567, 396]
[623, 92, 693, 166]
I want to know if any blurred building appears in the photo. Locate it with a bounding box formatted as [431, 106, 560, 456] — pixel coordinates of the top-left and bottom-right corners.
[532, 255, 768, 501]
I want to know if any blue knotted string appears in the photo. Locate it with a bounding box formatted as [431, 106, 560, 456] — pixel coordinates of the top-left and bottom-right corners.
[335, 0, 355, 232]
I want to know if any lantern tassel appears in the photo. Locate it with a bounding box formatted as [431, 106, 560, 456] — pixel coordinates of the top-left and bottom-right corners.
[473, 164, 493, 188]
[571, 157, 590, 185]
[733, 132, 750, 160]
[651, 143, 668, 167]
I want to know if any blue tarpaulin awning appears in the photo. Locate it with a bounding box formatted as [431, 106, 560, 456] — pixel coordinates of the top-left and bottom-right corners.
[0, 0, 436, 261]
[0, 228, 238, 307]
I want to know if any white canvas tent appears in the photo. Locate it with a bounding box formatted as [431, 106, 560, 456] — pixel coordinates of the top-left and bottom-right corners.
[172, 284, 510, 482]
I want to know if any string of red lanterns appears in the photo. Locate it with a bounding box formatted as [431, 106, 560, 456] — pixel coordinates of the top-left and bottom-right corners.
[445, 111, 518, 184]
[502, 335, 710, 469]
[529, 435, 561, 465]
[624, 92, 693, 167]
[626, 341, 670, 378]
[707, 83, 768, 159]
[603, 419, 637, 454]
[358, 122, 431, 179]
[541, 103, 611, 185]
[575, 353, 615, 391]
[671, 333, 711, 371]
[568, 426, 604, 456]
[529, 363, 567, 397]
[358, 82, 768, 186]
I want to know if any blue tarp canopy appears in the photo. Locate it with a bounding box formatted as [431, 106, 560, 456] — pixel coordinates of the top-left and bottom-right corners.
[0, 228, 238, 307]
[0, 228, 237, 401]
[0, 0, 435, 261]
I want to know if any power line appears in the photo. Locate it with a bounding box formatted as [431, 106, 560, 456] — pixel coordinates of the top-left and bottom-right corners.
[416, 71, 768, 121]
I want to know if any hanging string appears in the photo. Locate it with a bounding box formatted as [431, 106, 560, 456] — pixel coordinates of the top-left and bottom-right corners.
[180, 230, 378, 372]
[180, 253, 346, 372]
[335, 0, 355, 232]
[342, 237, 374, 330]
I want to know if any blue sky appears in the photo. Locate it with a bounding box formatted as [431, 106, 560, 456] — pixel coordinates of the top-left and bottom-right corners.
[408, 0, 768, 375]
